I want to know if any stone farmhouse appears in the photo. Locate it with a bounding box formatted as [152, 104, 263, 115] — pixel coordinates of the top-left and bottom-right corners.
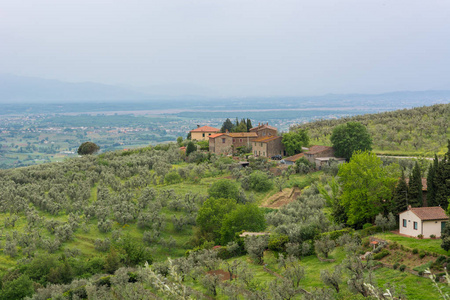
[190, 125, 220, 141]
[304, 145, 345, 169]
[209, 132, 258, 155]
[208, 122, 284, 157]
[252, 136, 284, 158]
[399, 206, 448, 238]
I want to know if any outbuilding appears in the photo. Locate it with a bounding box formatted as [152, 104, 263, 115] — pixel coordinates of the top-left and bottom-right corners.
[399, 206, 448, 238]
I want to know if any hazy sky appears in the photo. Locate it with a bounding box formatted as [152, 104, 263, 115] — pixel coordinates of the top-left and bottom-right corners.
[1, 0, 449, 96]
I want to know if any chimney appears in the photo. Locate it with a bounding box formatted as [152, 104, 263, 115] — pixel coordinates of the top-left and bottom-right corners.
[258, 122, 260, 126]
[407, 205, 412, 210]
[197, 125, 200, 128]
[267, 122, 268, 125]
[226, 129, 229, 133]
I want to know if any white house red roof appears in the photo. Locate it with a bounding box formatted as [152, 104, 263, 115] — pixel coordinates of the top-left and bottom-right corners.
[400, 206, 449, 221]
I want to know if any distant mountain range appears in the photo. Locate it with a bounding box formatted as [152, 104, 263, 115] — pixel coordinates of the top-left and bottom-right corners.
[1, 74, 450, 107]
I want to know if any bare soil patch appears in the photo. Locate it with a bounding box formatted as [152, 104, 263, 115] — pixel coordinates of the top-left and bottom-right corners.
[207, 269, 235, 281]
[260, 187, 301, 209]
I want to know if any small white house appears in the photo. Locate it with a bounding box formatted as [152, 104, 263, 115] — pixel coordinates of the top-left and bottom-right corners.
[399, 206, 448, 238]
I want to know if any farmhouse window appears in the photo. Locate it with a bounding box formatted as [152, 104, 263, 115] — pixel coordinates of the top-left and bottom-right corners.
[233, 139, 235, 142]
[240, 139, 242, 142]
[202, 133, 205, 137]
[402, 219, 407, 227]
[222, 138, 226, 143]
[413, 221, 418, 230]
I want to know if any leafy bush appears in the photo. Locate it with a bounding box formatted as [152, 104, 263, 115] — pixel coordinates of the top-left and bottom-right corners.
[412, 248, 419, 254]
[393, 262, 400, 270]
[417, 234, 424, 239]
[248, 171, 273, 192]
[373, 249, 390, 260]
[165, 171, 182, 184]
[359, 225, 382, 237]
[319, 228, 354, 241]
[363, 223, 373, 229]
[399, 264, 406, 272]
[268, 235, 290, 253]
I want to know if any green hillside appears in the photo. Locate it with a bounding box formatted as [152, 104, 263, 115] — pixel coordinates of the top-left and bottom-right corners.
[0, 122, 449, 298]
[295, 103, 450, 156]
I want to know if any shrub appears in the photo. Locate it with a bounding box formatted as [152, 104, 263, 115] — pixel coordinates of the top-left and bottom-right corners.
[418, 270, 424, 276]
[359, 225, 382, 237]
[373, 249, 390, 260]
[399, 265, 406, 272]
[389, 242, 399, 250]
[393, 262, 400, 270]
[412, 248, 419, 254]
[248, 171, 273, 192]
[419, 251, 426, 259]
[319, 228, 354, 241]
[268, 235, 290, 253]
[165, 171, 182, 185]
[430, 234, 436, 239]
[417, 234, 424, 239]
[363, 223, 373, 230]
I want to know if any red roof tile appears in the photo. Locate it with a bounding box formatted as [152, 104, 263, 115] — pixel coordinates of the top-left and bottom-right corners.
[306, 145, 334, 155]
[402, 206, 449, 221]
[250, 124, 278, 132]
[252, 136, 281, 143]
[190, 126, 220, 132]
[228, 132, 258, 138]
[209, 133, 225, 139]
[285, 153, 304, 162]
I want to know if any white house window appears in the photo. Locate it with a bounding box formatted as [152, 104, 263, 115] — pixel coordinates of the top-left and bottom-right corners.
[202, 133, 205, 137]
[402, 219, 407, 227]
[413, 222, 418, 230]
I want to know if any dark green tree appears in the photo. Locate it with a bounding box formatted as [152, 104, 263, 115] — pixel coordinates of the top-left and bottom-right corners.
[330, 122, 372, 160]
[186, 141, 196, 156]
[434, 140, 450, 209]
[77, 141, 100, 155]
[220, 204, 266, 244]
[441, 222, 450, 251]
[0, 274, 34, 300]
[391, 170, 409, 215]
[408, 161, 423, 207]
[246, 118, 253, 132]
[220, 118, 234, 133]
[282, 129, 310, 156]
[427, 155, 439, 206]
[208, 179, 239, 201]
[235, 119, 248, 132]
[196, 197, 237, 242]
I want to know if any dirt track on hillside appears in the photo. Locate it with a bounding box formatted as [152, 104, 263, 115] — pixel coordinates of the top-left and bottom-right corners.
[260, 187, 301, 209]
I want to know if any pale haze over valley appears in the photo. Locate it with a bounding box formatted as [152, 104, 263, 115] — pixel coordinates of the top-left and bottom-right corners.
[1, 0, 450, 99]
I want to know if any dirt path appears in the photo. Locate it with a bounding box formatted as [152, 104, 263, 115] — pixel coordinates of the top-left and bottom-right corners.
[260, 187, 301, 209]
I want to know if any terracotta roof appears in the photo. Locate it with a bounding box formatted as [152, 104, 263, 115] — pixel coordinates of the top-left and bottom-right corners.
[250, 124, 278, 132]
[228, 132, 258, 138]
[284, 153, 305, 162]
[252, 136, 281, 143]
[209, 133, 226, 139]
[190, 125, 220, 132]
[306, 145, 334, 155]
[405, 178, 427, 191]
[401, 206, 449, 221]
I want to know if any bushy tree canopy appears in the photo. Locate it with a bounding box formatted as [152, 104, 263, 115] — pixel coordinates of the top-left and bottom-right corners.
[208, 179, 239, 201]
[282, 129, 310, 156]
[330, 122, 372, 160]
[337, 151, 399, 226]
[77, 142, 100, 155]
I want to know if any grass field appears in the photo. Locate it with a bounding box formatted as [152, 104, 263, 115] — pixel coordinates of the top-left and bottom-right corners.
[374, 232, 448, 256]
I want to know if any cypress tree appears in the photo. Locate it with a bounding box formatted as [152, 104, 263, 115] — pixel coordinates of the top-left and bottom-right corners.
[434, 140, 450, 209]
[427, 154, 438, 206]
[246, 118, 253, 132]
[391, 170, 409, 215]
[408, 161, 422, 207]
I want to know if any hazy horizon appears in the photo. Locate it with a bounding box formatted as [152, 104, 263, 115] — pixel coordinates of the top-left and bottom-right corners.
[1, 1, 450, 97]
